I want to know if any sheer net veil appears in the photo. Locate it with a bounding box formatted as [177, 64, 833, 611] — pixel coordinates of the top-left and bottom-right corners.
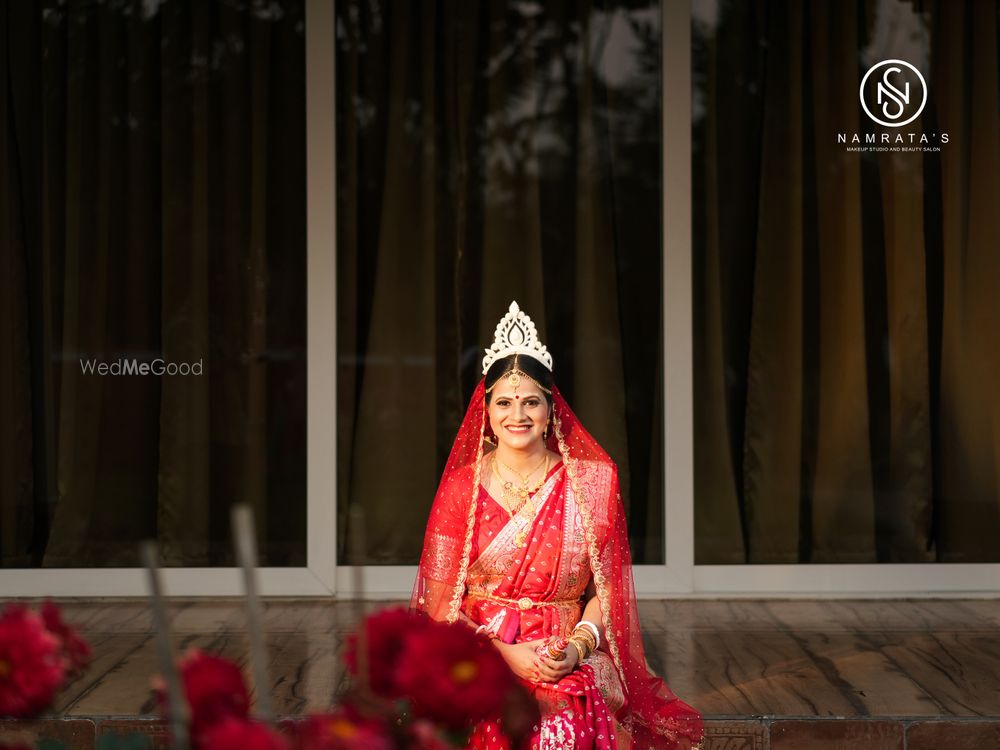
[411, 378, 704, 748]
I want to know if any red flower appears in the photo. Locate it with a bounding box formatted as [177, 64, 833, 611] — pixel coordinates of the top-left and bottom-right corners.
[293, 706, 394, 750]
[40, 601, 92, 675]
[395, 622, 513, 729]
[499, 683, 541, 750]
[199, 717, 289, 750]
[344, 608, 431, 699]
[0, 605, 66, 718]
[156, 649, 250, 745]
[406, 718, 455, 750]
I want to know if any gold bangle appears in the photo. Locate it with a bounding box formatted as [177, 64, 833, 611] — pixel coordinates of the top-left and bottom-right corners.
[568, 638, 586, 663]
[569, 636, 592, 662]
[572, 626, 596, 644]
[571, 628, 596, 653]
[574, 620, 601, 649]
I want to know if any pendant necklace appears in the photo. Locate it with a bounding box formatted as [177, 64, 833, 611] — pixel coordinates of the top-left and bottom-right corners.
[491, 454, 549, 546]
[492, 454, 547, 512]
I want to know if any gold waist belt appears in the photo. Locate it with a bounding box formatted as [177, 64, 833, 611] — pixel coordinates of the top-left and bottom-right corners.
[469, 593, 581, 611]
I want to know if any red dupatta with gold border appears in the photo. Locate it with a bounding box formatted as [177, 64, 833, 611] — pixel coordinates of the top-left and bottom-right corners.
[411, 381, 704, 750]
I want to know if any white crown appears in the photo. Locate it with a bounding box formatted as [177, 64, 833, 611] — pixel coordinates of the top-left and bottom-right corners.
[482, 301, 553, 374]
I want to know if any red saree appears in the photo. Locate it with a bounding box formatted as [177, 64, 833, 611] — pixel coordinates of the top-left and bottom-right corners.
[412, 381, 703, 750]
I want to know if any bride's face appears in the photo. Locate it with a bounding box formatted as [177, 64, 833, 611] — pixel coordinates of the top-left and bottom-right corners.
[488, 375, 550, 452]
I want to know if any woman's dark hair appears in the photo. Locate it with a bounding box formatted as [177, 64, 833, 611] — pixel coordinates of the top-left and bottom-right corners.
[484, 353, 554, 406]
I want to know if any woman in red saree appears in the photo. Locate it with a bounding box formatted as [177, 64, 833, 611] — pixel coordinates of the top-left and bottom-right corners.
[412, 302, 703, 750]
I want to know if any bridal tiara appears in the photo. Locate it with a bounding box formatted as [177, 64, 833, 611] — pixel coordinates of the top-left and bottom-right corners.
[482, 301, 554, 374]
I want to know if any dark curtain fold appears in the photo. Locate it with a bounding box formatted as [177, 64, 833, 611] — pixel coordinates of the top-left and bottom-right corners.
[0, 0, 40, 567]
[336, 0, 665, 564]
[0, 0, 306, 568]
[694, 0, 1000, 564]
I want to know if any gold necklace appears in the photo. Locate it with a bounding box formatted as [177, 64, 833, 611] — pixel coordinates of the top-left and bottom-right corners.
[514, 455, 547, 547]
[499, 453, 548, 485]
[491, 454, 548, 519]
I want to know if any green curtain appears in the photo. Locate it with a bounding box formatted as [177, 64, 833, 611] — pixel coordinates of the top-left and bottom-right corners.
[694, 0, 1000, 563]
[0, 0, 306, 567]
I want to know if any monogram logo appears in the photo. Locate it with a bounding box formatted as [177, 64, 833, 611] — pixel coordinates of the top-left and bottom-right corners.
[859, 59, 927, 128]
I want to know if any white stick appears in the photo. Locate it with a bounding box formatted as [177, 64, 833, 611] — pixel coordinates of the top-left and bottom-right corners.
[348, 505, 369, 694]
[231, 504, 274, 723]
[140, 541, 190, 750]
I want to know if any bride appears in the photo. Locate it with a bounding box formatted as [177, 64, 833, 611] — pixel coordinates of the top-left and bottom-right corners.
[412, 301, 703, 750]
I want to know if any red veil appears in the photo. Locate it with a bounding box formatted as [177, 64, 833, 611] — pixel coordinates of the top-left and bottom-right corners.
[411, 381, 704, 750]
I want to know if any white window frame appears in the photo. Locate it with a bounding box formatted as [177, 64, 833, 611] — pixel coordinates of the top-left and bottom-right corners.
[0, 0, 338, 599]
[659, 0, 1000, 598]
[338, 0, 1000, 600]
[4, 0, 998, 600]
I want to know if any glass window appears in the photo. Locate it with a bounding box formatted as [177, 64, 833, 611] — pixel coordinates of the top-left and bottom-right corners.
[0, 1, 307, 567]
[336, 0, 665, 564]
[693, 0, 1000, 563]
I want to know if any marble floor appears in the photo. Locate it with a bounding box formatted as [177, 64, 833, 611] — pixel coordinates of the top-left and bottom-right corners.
[45, 598, 1000, 720]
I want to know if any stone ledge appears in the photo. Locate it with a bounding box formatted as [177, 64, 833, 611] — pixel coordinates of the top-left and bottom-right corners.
[906, 720, 1000, 750]
[96, 719, 169, 750]
[0, 719, 96, 750]
[770, 720, 903, 750]
[1, 716, 998, 749]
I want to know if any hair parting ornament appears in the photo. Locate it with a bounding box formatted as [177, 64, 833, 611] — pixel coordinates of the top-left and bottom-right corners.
[484, 364, 552, 397]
